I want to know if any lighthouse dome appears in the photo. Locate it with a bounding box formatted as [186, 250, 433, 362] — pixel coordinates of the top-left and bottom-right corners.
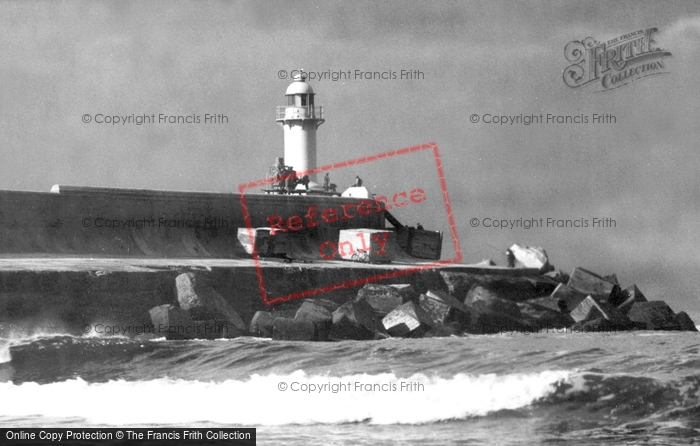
[285, 73, 315, 95]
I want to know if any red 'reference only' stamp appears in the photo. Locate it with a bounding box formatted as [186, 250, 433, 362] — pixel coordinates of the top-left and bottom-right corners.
[237, 142, 462, 305]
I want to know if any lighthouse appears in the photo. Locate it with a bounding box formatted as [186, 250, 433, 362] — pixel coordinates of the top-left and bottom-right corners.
[276, 70, 324, 183]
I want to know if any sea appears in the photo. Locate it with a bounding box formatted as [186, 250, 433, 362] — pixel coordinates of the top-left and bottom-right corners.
[1, 330, 699, 445]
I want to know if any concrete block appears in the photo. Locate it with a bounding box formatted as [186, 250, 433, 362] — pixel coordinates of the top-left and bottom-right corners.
[330, 299, 384, 340]
[567, 268, 622, 305]
[337, 229, 396, 263]
[517, 302, 574, 329]
[674, 312, 698, 332]
[418, 290, 469, 326]
[543, 270, 569, 284]
[382, 301, 435, 337]
[570, 296, 630, 327]
[549, 283, 588, 312]
[438, 271, 477, 300]
[464, 284, 522, 317]
[508, 244, 552, 272]
[604, 274, 619, 285]
[466, 305, 530, 334]
[356, 284, 412, 317]
[616, 284, 647, 315]
[249, 311, 275, 337]
[272, 317, 316, 341]
[295, 300, 332, 340]
[388, 284, 419, 302]
[569, 296, 601, 322]
[528, 295, 566, 313]
[627, 301, 677, 330]
[149, 304, 195, 340]
[218, 322, 244, 339]
[176, 273, 246, 331]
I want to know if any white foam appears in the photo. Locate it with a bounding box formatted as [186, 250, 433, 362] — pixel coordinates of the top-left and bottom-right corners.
[0, 341, 10, 364]
[0, 370, 572, 425]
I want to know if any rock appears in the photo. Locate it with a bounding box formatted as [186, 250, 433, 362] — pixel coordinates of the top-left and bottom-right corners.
[149, 304, 195, 340]
[548, 283, 588, 312]
[507, 244, 553, 272]
[176, 273, 246, 330]
[382, 301, 436, 337]
[627, 301, 678, 330]
[418, 290, 470, 326]
[570, 296, 631, 328]
[356, 284, 415, 317]
[674, 312, 698, 332]
[464, 284, 522, 318]
[617, 285, 647, 315]
[567, 268, 622, 305]
[249, 311, 275, 337]
[439, 271, 477, 300]
[330, 299, 385, 340]
[272, 317, 317, 341]
[295, 300, 333, 341]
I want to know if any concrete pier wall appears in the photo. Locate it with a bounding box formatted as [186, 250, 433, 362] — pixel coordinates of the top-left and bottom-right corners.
[0, 186, 384, 257]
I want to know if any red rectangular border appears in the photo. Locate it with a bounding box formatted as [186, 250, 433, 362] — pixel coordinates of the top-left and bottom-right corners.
[237, 142, 462, 305]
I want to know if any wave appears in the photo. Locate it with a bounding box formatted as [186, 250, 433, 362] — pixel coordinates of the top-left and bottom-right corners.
[0, 370, 571, 426]
[2, 369, 698, 428]
[0, 335, 573, 426]
[2, 333, 700, 431]
[0, 341, 10, 364]
[5, 332, 700, 383]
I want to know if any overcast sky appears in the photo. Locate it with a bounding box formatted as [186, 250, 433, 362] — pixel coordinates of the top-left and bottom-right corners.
[1, 1, 699, 319]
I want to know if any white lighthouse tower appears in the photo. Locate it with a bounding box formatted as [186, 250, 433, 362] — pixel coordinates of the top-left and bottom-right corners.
[276, 71, 324, 183]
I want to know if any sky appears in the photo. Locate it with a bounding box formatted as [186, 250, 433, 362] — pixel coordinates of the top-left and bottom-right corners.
[1, 0, 699, 320]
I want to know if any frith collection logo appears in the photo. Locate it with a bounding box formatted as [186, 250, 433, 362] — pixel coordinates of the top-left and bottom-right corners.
[563, 27, 672, 92]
